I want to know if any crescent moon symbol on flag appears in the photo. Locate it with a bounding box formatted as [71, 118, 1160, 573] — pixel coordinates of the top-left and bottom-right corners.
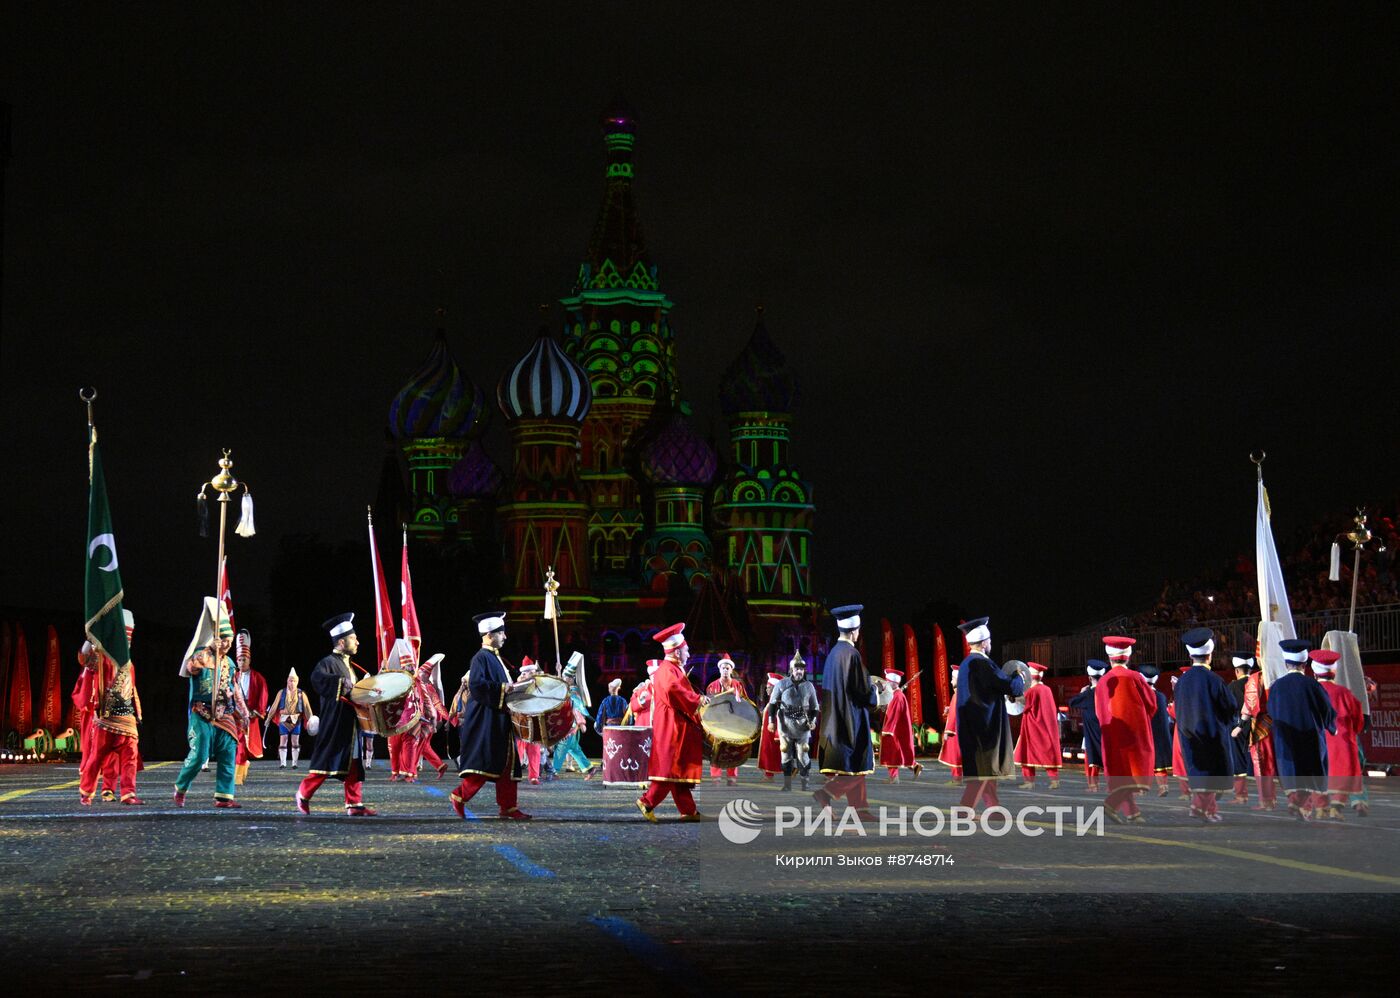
[88, 533, 119, 572]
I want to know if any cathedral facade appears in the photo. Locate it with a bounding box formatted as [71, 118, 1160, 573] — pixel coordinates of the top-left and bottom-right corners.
[385, 103, 820, 684]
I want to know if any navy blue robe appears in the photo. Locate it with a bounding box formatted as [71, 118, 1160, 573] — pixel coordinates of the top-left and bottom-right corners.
[594, 693, 628, 728]
[956, 654, 1025, 779]
[1174, 666, 1236, 791]
[1149, 688, 1172, 771]
[457, 647, 522, 780]
[1068, 685, 1102, 767]
[306, 652, 361, 778]
[1268, 671, 1337, 794]
[818, 641, 877, 775]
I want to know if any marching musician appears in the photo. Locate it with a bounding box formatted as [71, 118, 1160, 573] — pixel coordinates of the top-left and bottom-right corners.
[637, 622, 709, 822]
[233, 629, 268, 786]
[1137, 663, 1173, 797]
[75, 609, 144, 805]
[623, 663, 659, 726]
[757, 672, 784, 783]
[1267, 640, 1337, 822]
[879, 668, 923, 784]
[175, 601, 250, 809]
[1068, 660, 1106, 792]
[407, 653, 451, 779]
[450, 611, 533, 821]
[706, 653, 747, 785]
[551, 654, 598, 780]
[1095, 636, 1156, 824]
[1313, 649, 1364, 820]
[1012, 661, 1060, 790]
[595, 678, 628, 730]
[815, 604, 881, 821]
[936, 667, 962, 785]
[1174, 627, 1236, 823]
[1237, 652, 1280, 810]
[295, 613, 377, 817]
[954, 616, 1025, 813]
[1226, 652, 1255, 804]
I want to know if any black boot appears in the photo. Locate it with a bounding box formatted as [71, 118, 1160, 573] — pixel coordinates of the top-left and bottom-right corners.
[782, 762, 793, 792]
[800, 765, 810, 791]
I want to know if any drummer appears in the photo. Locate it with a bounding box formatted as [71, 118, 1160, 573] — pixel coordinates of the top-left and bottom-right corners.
[595, 678, 628, 729]
[706, 653, 749, 786]
[623, 663, 660, 726]
[295, 613, 377, 817]
[450, 611, 534, 821]
[637, 622, 710, 822]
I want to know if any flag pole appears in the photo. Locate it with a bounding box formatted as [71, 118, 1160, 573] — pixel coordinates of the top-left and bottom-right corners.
[544, 566, 562, 672]
[200, 451, 243, 646]
[1346, 509, 1372, 633]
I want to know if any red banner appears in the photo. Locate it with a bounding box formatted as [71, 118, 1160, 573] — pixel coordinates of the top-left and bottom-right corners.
[0, 621, 11, 729]
[218, 557, 235, 635]
[933, 625, 950, 716]
[880, 618, 894, 674]
[369, 515, 396, 670]
[400, 528, 421, 665]
[903, 624, 923, 728]
[8, 624, 32, 735]
[40, 626, 61, 731]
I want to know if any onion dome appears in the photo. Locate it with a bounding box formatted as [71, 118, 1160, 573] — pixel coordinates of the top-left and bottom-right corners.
[718, 307, 798, 416]
[497, 327, 593, 424]
[641, 410, 717, 485]
[388, 331, 487, 439]
[446, 441, 503, 499]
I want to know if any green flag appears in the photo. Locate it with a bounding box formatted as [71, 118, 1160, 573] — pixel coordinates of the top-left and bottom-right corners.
[85, 429, 129, 667]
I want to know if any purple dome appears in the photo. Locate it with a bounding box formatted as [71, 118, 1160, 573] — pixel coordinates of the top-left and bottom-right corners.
[389, 331, 487, 440]
[642, 411, 717, 486]
[447, 441, 503, 499]
[718, 308, 798, 417]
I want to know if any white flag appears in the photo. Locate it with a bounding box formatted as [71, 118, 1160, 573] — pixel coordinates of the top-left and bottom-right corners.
[1256, 476, 1295, 687]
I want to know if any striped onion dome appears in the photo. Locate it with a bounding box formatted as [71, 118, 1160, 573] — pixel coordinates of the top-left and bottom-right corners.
[641, 410, 717, 485]
[497, 328, 592, 424]
[446, 440, 503, 498]
[388, 331, 487, 440]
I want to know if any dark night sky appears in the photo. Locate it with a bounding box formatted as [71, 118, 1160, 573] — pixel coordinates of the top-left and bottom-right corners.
[1, 4, 1396, 642]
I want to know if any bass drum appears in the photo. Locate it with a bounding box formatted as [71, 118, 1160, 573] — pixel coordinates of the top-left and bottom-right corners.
[508, 675, 575, 747]
[699, 691, 760, 769]
[601, 725, 652, 786]
[350, 672, 420, 736]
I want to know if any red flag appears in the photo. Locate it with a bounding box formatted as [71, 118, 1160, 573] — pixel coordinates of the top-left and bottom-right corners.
[934, 625, 950, 716]
[369, 514, 396, 670]
[880, 618, 895, 674]
[218, 557, 236, 635]
[40, 626, 62, 731]
[400, 527, 421, 665]
[8, 625, 32, 735]
[903, 624, 923, 728]
[0, 621, 11, 730]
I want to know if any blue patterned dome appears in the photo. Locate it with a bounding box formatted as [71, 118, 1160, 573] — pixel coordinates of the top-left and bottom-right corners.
[718, 308, 798, 416]
[388, 331, 487, 439]
[497, 328, 592, 424]
[641, 411, 717, 486]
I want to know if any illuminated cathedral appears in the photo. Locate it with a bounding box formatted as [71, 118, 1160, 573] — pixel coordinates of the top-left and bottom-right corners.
[384, 102, 820, 683]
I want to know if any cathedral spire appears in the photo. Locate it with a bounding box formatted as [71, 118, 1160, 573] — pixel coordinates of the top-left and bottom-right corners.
[576, 97, 656, 294]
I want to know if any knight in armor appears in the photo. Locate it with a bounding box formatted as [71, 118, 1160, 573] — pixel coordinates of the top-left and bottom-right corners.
[768, 649, 820, 791]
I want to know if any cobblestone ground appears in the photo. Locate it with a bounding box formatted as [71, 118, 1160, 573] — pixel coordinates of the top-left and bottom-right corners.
[1, 760, 1397, 994]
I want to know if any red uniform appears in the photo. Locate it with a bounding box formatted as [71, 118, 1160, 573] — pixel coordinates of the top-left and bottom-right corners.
[937, 701, 962, 781]
[639, 658, 703, 817]
[234, 668, 269, 779]
[1169, 700, 1189, 798]
[1095, 664, 1157, 818]
[879, 687, 917, 776]
[1321, 679, 1364, 800]
[706, 676, 748, 780]
[758, 684, 783, 779]
[1013, 682, 1061, 786]
[626, 682, 653, 727]
[71, 655, 121, 797]
[72, 648, 143, 804]
[1242, 672, 1278, 808]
